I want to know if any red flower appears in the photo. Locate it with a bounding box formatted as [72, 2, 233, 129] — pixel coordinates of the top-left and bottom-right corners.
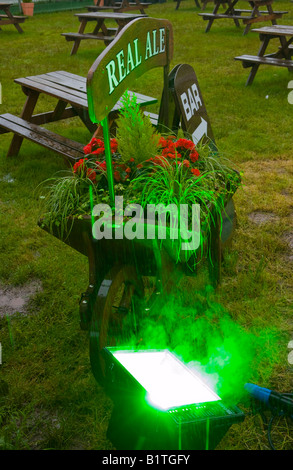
[91, 138, 103, 147]
[87, 168, 97, 182]
[114, 171, 121, 182]
[91, 147, 105, 156]
[83, 137, 118, 158]
[73, 158, 86, 174]
[83, 144, 92, 155]
[190, 150, 199, 162]
[152, 156, 170, 168]
[110, 138, 118, 153]
[191, 168, 200, 177]
[182, 159, 190, 168]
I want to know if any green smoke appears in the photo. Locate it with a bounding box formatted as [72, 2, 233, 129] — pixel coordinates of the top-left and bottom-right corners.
[132, 285, 281, 405]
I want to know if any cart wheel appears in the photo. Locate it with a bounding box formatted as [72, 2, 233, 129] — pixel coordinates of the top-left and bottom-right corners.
[89, 264, 145, 386]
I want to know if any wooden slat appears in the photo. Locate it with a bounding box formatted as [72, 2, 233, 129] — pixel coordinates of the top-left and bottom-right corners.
[252, 25, 293, 36]
[235, 54, 293, 67]
[87, 6, 122, 11]
[0, 14, 26, 19]
[0, 113, 85, 161]
[242, 12, 284, 24]
[0, 17, 26, 25]
[0, 108, 77, 131]
[111, 91, 157, 113]
[74, 11, 147, 20]
[21, 75, 87, 101]
[144, 111, 158, 125]
[14, 73, 156, 113]
[62, 32, 115, 42]
[199, 13, 252, 20]
[14, 77, 88, 109]
[233, 9, 287, 14]
[45, 71, 86, 89]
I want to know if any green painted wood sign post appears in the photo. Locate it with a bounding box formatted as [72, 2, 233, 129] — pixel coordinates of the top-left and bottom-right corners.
[87, 17, 173, 207]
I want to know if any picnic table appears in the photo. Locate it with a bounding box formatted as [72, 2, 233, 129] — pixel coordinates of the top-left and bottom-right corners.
[198, 0, 288, 35]
[0, 2, 26, 33]
[87, 0, 152, 14]
[0, 70, 157, 163]
[235, 25, 293, 85]
[62, 11, 147, 55]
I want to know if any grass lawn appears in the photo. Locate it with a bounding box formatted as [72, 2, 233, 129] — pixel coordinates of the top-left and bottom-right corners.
[0, 0, 292, 450]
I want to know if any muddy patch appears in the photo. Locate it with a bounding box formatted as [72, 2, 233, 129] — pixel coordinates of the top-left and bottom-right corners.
[282, 232, 293, 262]
[248, 211, 280, 225]
[0, 281, 42, 318]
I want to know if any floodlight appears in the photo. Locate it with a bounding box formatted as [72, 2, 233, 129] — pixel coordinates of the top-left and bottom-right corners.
[101, 348, 245, 450]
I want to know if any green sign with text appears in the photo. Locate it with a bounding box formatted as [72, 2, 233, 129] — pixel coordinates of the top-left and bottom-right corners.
[87, 17, 173, 124]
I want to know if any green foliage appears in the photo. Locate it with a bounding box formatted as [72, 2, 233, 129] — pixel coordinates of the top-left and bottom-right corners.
[116, 91, 161, 164]
[38, 167, 100, 239]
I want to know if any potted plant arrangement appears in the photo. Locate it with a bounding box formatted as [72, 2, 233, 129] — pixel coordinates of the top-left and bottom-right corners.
[21, 0, 34, 16]
[39, 92, 241, 266]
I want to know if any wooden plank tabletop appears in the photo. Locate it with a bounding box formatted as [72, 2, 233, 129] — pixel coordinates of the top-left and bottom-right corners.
[14, 71, 88, 109]
[251, 25, 293, 36]
[14, 70, 157, 111]
[74, 11, 147, 19]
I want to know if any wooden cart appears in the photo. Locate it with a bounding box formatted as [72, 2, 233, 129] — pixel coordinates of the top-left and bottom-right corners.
[39, 17, 239, 387]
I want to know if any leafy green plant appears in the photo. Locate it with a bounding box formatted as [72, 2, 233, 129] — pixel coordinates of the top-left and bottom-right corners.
[115, 91, 161, 164]
[38, 167, 101, 239]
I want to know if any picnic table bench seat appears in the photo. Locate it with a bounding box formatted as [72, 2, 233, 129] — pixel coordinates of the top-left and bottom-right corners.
[199, 12, 252, 20]
[198, 10, 286, 23]
[62, 31, 117, 43]
[0, 14, 26, 20]
[235, 54, 293, 69]
[0, 113, 85, 161]
[233, 9, 288, 15]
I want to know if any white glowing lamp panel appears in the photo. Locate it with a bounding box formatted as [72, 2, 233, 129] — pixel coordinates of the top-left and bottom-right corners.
[111, 349, 221, 411]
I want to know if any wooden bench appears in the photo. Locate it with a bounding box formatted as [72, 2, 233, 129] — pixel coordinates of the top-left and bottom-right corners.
[0, 14, 26, 21]
[0, 113, 85, 161]
[235, 55, 293, 85]
[233, 9, 288, 16]
[198, 11, 286, 23]
[62, 31, 116, 46]
[199, 12, 251, 20]
[235, 54, 293, 69]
